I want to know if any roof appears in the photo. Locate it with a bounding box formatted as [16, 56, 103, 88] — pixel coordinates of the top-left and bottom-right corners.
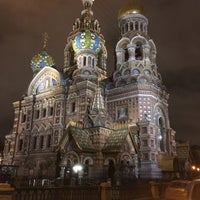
[102, 129, 129, 152]
[69, 126, 97, 152]
[58, 126, 131, 154]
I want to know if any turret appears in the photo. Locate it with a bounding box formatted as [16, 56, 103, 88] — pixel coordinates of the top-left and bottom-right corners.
[64, 0, 107, 80]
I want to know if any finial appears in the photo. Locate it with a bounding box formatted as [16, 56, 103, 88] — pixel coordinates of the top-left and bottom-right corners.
[97, 76, 101, 87]
[42, 32, 49, 50]
[82, 0, 94, 9]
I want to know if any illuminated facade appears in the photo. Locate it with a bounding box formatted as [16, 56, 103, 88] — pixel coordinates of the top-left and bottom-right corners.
[3, 0, 176, 181]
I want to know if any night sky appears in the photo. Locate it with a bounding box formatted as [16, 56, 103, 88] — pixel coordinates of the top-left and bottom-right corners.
[0, 0, 200, 149]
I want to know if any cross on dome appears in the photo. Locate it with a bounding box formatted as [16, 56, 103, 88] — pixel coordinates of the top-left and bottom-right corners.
[42, 32, 49, 50]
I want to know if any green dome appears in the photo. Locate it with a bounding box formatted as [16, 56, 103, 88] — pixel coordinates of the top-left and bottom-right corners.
[31, 51, 55, 71]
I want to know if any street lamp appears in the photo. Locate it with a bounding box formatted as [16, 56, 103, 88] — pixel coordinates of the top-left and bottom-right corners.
[72, 164, 83, 185]
[0, 153, 3, 165]
[192, 166, 196, 170]
[73, 164, 83, 173]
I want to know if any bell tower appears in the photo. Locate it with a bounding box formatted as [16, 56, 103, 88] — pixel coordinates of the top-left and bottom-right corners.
[106, 0, 176, 178]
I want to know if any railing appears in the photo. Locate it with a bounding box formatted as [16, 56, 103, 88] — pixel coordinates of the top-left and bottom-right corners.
[110, 182, 152, 200]
[13, 182, 153, 200]
[14, 186, 101, 200]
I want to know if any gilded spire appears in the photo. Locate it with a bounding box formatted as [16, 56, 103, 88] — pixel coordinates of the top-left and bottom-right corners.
[91, 81, 105, 114]
[42, 32, 49, 50]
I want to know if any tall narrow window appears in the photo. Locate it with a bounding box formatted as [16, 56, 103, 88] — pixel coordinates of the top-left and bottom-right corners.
[92, 58, 95, 68]
[135, 42, 143, 60]
[71, 102, 76, 113]
[49, 107, 54, 116]
[18, 139, 23, 151]
[158, 118, 165, 152]
[130, 22, 133, 31]
[124, 48, 129, 62]
[88, 57, 91, 67]
[40, 136, 44, 149]
[35, 110, 40, 119]
[135, 21, 139, 30]
[47, 135, 51, 148]
[125, 23, 128, 32]
[21, 114, 26, 123]
[83, 57, 86, 66]
[33, 136, 37, 149]
[42, 108, 46, 118]
[140, 23, 143, 31]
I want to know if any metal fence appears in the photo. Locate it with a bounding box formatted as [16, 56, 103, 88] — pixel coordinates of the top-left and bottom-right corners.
[110, 183, 152, 200]
[13, 182, 152, 200]
[14, 186, 101, 200]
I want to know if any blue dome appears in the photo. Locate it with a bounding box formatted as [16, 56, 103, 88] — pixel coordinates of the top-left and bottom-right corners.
[31, 51, 55, 71]
[72, 31, 101, 53]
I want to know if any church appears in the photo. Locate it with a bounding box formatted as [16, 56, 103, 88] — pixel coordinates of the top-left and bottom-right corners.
[2, 0, 176, 183]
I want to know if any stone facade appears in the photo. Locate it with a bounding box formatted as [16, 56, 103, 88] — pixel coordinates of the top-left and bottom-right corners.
[2, 0, 176, 181]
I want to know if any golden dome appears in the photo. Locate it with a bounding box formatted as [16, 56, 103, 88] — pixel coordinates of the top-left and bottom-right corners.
[118, 0, 145, 20]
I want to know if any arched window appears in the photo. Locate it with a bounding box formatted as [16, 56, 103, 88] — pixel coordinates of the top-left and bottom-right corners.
[135, 21, 139, 31]
[71, 102, 76, 113]
[88, 56, 91, 66]
[42, 108, 46, 118]
[124, 48, 129, 62]
[52, 79, 57, 86]
[108, 160, 115, 180]
[124, 70, 130, 76]
[144, 69, 151, 76]
[84, 159, 90, 176]
[132, 69, 140, 76]
[158, 118, 165, 152]
[140, 23, 143, 31]
[130, 22, 133, 31]
[83, 70, 90, 75]
[33, 136, 37, 149]
[18, 139, 23, 151]
[125, 23, 128, 32]
[139, 77, 148, 84]
[83, 57, 86, 66]
[115, 72, 121, 78]
[135, 42, 143, 60]
[47, 134, 51, 148]
[49, 107, 54, 116]
[35, 110, 40, 119]
[21, 113, 26, 123]
[92, 58, 95, 67]
[40, 135, 44, 149]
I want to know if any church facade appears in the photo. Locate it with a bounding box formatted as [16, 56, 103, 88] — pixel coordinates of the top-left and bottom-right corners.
[3, 0, 176, 182]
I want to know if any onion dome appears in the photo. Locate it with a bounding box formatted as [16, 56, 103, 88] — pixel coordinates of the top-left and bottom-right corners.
[118, 0, 145, 20]
[31, 51, 55, 71]
[72, 30, 101, 53]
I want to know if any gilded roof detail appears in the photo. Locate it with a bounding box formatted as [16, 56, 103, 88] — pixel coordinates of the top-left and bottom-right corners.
[103, 129, 129, 152]
[69, 126, 96, 152]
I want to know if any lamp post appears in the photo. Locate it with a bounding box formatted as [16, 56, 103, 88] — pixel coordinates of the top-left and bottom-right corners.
[72, 164, 83, 185]
[0, 153, 3, 165]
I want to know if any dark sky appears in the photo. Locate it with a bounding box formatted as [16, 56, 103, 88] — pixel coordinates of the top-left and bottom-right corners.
[0, 0, 200, 148]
